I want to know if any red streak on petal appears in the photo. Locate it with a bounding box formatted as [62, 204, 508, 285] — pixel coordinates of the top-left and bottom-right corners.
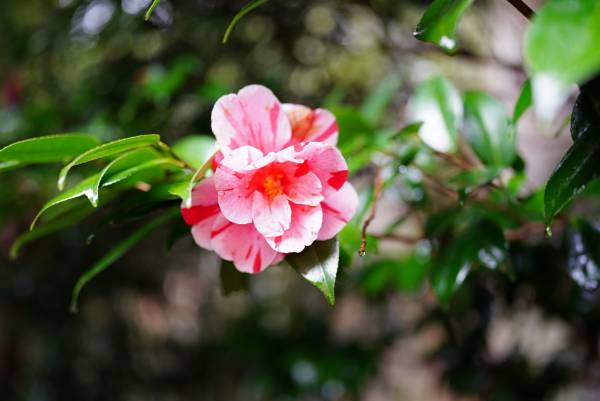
[211, 221, 234, 238]
[245, 246, 254, 259]
[270, 103, 280, 140]
[253, 252, 262, 273]
[327, 170, 348, 191]
[181, 204, 220, 226]
[321, 203, 348, 222]
[313, 121, 338, 143]
[211, 151, 224, 171]
[294, 161, 310, 177]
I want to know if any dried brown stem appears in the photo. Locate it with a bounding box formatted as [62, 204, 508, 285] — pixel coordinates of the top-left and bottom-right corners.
[359, 167, 384, 256]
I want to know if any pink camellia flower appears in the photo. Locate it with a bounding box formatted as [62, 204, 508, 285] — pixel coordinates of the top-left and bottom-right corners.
[182, 85, 358, 273]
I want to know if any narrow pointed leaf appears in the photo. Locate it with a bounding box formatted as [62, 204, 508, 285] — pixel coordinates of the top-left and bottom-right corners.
[58, 134, 160, 190]
[0, 134, 99, 163]
[513, 79, 532, 123]
[414, 0, 474, 54]
[70, 208, 178, 312]
[90, 148, 162, 207]
[286, 238, 339, 305]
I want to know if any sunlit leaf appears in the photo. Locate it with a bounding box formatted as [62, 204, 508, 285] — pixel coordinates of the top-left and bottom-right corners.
[58, 134, 160, 190]
[414, 0, 474, 54]
[286, 238, 339, 305]
[463, 91, 515, 166]
[0, 134, 99, 163]
[524, 0, 600, 120]
[406, 76, 462, 153]
[171, 136, 216, 169]
[70, 208, 178, 312]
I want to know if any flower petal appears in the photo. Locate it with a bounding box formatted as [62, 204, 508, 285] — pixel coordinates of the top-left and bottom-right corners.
[317, 182, 358, 241]
[285, 170, 323, 206]
[212, 85, 291, 154]
[252, 193, 292, 237]
[290, 142, 349, 197]
[181, 177, 221, 250]
[214, 146, 263, 224]
[266, 204, 323, 253]
[210, 215, 280, 273]
[283, 104, 338, 146]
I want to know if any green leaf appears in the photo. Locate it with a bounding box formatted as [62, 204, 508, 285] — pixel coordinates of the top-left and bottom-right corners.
[90, 148, 162, 207]
[58, 134, 161, 190]
[524, 0, 600, 120]
[0, 134, 99, 163]
[545, 82, 600, 226]
[566, 218, 600, 291]
[220, 261, 250, 295]
[171, 136, 216, 169]
[406, 76, 462, 153]
[10, 204, 95, 259]
[70, 208, 178, 313]
[448, 167, 502, 193]
[0, 160, 23, 173]
[360, 74, 402, 125]
[525, 0, 600, 87]
[431, 220, 508, 306]
[414, 0, 474, 54]
[513, 79, 532, 123]
[222, 0, 270, 44]
[463, 91, 515, 167]
[32, 157, 177, 228]
[144, 0, 160, 20]
[544, 128, 600, 226]
[286, 238, 340, 305]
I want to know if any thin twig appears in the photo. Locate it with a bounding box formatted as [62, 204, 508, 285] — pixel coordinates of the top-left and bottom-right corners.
[359, 167, 384, 256]
[432, 149, 473, 170]
[505, 0, 535, 20]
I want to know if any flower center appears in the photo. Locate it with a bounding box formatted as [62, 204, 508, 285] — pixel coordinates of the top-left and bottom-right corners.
[263, 173, 285, 199]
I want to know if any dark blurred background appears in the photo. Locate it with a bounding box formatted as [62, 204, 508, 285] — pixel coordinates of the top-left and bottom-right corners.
[2, 0, 598, 400]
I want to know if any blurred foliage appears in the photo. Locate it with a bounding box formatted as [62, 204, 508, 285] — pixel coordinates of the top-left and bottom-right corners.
[3, 0, 600, 401]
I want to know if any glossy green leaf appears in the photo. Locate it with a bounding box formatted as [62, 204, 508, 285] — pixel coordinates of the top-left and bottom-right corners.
[70, 208, 178, 313]
[414, 0, 474, 54]
[513, 80, 532, 123]
[32, 157, 176, 228]
[545, 84, 600, 226]
[90, 148, 162, 207]
[222, 0, 270, 44]
[286, 238, 339, 305]
[566, 219, 600, 291]
[463, 91, 515, 166]
[220, 261, 249, 295]
[406, 76, 462, 153]
[0, 134, 99, 163]
[58, 134, 160, 190]
[171, 136, 216, 169]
